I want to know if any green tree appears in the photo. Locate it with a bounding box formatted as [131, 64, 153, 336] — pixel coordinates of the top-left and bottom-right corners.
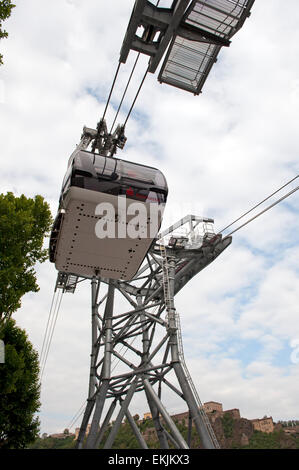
[28, 435, 76, 449]
[0, 0, 15, 65]
[222, 413, 234, 438]
[0, 192, 52, 325]
[0, 319, 40, 448]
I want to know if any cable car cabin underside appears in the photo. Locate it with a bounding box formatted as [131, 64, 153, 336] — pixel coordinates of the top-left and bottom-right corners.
[50, 150, 168, 281]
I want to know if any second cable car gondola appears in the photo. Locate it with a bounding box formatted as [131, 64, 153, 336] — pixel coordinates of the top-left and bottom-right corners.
[49, 149, 168, 280]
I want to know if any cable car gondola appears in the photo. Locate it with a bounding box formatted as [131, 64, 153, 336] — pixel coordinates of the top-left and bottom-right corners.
[49, 149, 168, 280]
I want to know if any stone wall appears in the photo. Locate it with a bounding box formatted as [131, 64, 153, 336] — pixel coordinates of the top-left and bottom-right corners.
[251, 417, 274, 434]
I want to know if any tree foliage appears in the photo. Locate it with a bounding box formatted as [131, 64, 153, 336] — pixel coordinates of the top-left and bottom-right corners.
[0, 192, 52, 324]
[0, 318, 40, 448]
[28, 435, 76, 450]
[0, 0, 15, 65]
[221, 413, 234, 438]
[241, 429, 299, 450]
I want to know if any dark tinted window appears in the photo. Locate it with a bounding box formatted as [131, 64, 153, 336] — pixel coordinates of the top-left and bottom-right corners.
[66, 151, 168, 203]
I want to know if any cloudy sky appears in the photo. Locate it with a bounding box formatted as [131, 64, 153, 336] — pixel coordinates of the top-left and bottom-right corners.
[1, 0, 299, 437]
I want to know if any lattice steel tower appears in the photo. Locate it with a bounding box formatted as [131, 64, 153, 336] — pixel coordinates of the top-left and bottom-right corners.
[55, 216, 232, 449]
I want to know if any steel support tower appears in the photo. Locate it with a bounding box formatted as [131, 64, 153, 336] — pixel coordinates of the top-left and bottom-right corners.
[56, 215, 231, 449]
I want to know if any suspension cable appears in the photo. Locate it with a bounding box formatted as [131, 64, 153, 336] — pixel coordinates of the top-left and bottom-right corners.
[225, 183, 299, 237]
[39, 290, 61, 371]
[110, 53, 141, 134]
[124, 64, 150, 126]
[39, 290, 63, 381]
[97, 53, 149, 145]
[67, 400, 87, 431]
[39, 290, 56, 366]
[102, 62, 122, 121]
[219, 174, 299, 234]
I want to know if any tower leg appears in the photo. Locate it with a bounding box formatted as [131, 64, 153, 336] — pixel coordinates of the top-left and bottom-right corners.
[94, 399, 117, 448]
[173, 362, 216, 449]
[76, 277, 101, 449]
[143, 378, 188, 449]
[125, 408, 148, 449]
[103, 378, 138, 448]
[167, 256, 218, 449]
[144, 388, 169, 449]
[85, 282, 115, 449]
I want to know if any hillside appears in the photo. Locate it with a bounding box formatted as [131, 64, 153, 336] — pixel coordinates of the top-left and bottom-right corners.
[28, 416, 299, 449]
[211, 415, 299, 449]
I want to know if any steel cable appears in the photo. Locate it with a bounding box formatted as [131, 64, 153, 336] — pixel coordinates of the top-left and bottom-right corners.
[226, 184, 299, 237]
[219, 175, 299, 234]
[110, 52, 141, 133]
[39, 290, 63, 381]
[67, 400, 87, 431]
[102, 62, 122, 121]
[124, 64, 150, 126]
[39, 290, 56, 367]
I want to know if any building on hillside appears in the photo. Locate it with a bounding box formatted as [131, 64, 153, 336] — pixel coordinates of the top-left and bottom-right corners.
[203, 401, 224, 423]
[223, 408, 241, 420]
[203, 401, 223, 414]
[49, 432, 75, 439]
[251, 416, 274, 434]
[172, 411, 190, 425]
[203, 402, 241, 422]
[143, 412, 152, 420]
[75, 423, 91, 440]
[283, 425, 299, 435]
[49, 433, 65, 439]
